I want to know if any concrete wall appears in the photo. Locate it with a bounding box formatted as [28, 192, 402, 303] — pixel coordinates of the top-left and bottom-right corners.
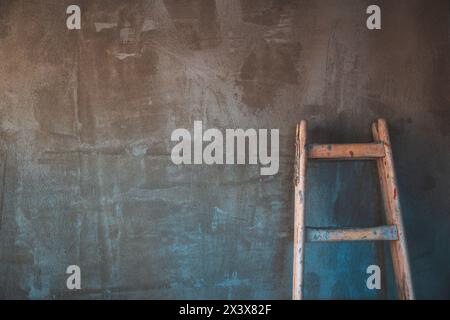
[0, 0, 449, 299]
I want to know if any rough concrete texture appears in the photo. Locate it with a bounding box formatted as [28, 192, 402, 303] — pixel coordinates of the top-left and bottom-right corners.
[0, 0, 449, 299]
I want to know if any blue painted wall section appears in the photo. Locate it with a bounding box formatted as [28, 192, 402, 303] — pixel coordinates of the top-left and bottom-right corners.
[0, 0, 448, 299]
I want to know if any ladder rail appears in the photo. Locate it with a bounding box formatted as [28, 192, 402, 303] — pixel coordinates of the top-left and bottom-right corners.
[372, 119, 415, 300]
[293, 121, 307, 300]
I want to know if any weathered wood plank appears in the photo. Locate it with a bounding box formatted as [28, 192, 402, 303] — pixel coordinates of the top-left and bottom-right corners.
[373, 119, 415, 300]
[307, 143, 385, 160]
[293, 121, 307, 300]
[306, 225, 398, 242]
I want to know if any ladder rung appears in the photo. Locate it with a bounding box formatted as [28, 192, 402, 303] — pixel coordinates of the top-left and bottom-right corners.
[306, 225, 398, 242]
[307, 143, 385, 160]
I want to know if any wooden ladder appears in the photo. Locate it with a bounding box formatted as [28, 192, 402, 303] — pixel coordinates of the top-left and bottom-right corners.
[292, 118, 414, 300]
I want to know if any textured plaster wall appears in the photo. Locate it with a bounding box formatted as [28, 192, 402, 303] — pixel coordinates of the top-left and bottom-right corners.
[0, 0, 449, 299]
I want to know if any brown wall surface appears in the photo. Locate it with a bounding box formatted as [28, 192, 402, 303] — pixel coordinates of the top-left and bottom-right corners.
[0, 0, 449, 299]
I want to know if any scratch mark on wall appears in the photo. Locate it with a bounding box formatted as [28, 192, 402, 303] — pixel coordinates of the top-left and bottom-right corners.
[114, 52, 138, 60]
[94, 22, 118, 32]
